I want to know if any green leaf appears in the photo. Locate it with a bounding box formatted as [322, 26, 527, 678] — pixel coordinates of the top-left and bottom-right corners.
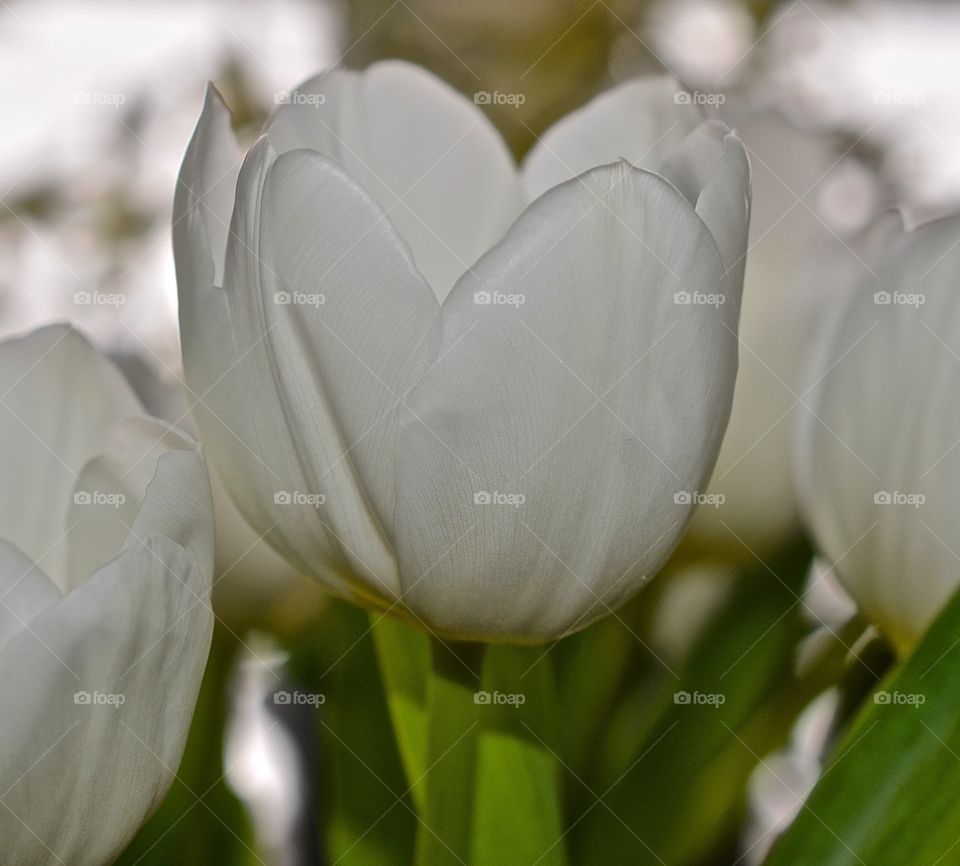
[371, 613, 430, 811]
[413, 639, 483, 866]
[766, 583, 960, 866]
[471, 645, 568, 866]
[572, 539, 814, 865]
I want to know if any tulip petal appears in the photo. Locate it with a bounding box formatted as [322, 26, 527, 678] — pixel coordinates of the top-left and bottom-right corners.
[0, 539, 60, 649]
[395, 163, 740, 640]
[173, 84, 242, 288]
[521, 76, 702, 201]
[0, 535, 212, 866]
[207, 139, 442, 603]
[265, 60, 524, 301]
[173, 84, 244, 457]
[797, 215, 960, 649]
[64, 417, 213, 594]
[660, 122, 752, 297]
[0, 326, 140, 588]
[175, 94, 375, 603]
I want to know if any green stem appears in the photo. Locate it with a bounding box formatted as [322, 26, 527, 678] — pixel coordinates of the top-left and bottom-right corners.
[413, 637, 484, 866]
[370, 614, 430, 811]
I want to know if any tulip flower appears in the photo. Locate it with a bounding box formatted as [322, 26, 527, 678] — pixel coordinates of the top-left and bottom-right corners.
[0, 325, 214, 863]
[797, 213, 960, 651]
[174, 62, 750, 642]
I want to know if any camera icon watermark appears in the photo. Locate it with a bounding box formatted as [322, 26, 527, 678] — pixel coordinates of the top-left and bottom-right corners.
[73, 490, 126, 509]
[474, 690, 526, 706]
[674, 90, 725, 107]
[873, 90, 926, 107]
[674, 290, 725, 308]
[274, 91, 326, 107]
[274, 490, 326, 508]
[874, 690, 925, 707]
[74, 690, 126, 707]
[274, 690, 326, 708]
[674, 491, 724, 509]
[674, 690, 726, 707]
[473, 90, 526, 109]
[874, 490, 925, 508]
[73, 290, 125, 309]
[873, 290, 925, 308]
[473, 290, 525, 308]
[74, 90, 126, 109]
[473, 490, 526, 508]
[274, 290, 326, 308]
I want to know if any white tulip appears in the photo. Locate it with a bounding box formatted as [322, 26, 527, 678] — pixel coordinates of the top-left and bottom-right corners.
[0, 325, 214, 864]
[174, 62, 750, 642]
[797, 213, 960, 651]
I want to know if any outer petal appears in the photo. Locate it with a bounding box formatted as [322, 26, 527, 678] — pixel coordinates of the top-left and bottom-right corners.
[674, 124, 751, 301]
[797, 214, 960, 650]
[0, 536, 213, 865]
[266, 61, 524, 301]
[175, 91, 371, 603]
[64, 417, 214, 595]
[395, 162, 742, 641]
[521, 76, 702, 201]
[173, 84, 241, 289]
[0, 326, 140, 587]
[202, 138, 442, 605]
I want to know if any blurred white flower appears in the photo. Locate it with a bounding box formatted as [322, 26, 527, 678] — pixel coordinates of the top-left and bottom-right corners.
[743, 690, 838, 864]
[763, 0, 960, 214]
[0, 324, 214, 864]
[684, 112, 881, 558]
[174, 63, 750, 641]
[647, 0, 756, 87]
[224, 638, 303, 862]
[797, 212, 960, 651]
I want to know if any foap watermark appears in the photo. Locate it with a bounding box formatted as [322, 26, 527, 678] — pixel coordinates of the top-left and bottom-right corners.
[874, 491, 925, 509]
[74, 290, 125, 309]
[674, 90, 725, 107]
[274, 689, 326, 708]
[473, 290, 525, 308]
[73, 490, 125, 509]
[474, 90, 526, 108]
[274, 490, 326, 507]
[874, 90, 926, 107]
[674, 290, 725, 308]
[875, 690, 925, 707]
[274, 91, 326, 107]
[474, 490, 525, 508]
[474, 690, 526, 707]
[674, 491, 725, 508]
[274, 290, 326, 308]
[74, 90, 126, 109]
[74, 690, 126, 707]
[674, 690, 726, 707]
[874, 290, 925, 308]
